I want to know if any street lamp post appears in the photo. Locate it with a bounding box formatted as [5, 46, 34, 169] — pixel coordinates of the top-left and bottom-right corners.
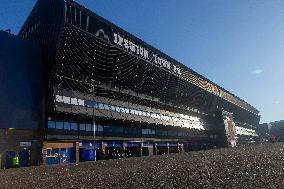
[91, 83, 96, 161]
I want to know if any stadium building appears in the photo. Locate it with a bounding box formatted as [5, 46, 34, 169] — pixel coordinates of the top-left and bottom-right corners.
[0, 0, 260, 168]
[258, 121, 284, 142]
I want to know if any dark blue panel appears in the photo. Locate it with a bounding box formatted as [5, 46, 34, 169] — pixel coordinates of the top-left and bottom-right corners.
[81, 149, 94, 161]
[69, 147, 76, 163]
[0, 31, 43, 130]
[5, 151, 15, 169]
[19, 150, 28, 167]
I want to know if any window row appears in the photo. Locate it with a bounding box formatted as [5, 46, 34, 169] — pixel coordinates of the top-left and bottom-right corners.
[235, 126, 257, 136]
[55, 95, 206, 130]
[47, 120, 189, 137]
[48, 121, 77, 130]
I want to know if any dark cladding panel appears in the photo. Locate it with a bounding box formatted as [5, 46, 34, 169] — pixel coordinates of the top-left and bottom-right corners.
[0, 31, 43, 130]
[52, 24, 216, 115]
[43, 0, 259, 133]
[18, 0, 64, 50]
[62, 0, 259, 116]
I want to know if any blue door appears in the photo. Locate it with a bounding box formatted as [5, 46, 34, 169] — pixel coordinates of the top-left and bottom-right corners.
[46, 148, 60, 165]
[69, 147, 76, 163]
[59, 148, 69, 163]
[19, 150, 28, 167]
[5, 151, 15, 169]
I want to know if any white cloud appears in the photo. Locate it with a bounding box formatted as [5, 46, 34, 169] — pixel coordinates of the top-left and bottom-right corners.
[273, 100, 280, 104]
[251, 69, 263, 75]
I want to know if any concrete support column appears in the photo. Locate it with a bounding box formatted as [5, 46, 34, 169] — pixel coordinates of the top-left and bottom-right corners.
[42, 141, 47, 166]
[75, 142, 80, 163]
[167, 143, 170, 155]
[154, 143, 157, 155]
[140, 142, 143, 157]
[101, 141, 106, 160]
[123, 142, 127, 158]
[180, 144, 184, 153]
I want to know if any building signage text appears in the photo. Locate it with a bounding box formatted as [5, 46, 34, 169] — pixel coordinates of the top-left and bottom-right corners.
[113, 31, 181, 76]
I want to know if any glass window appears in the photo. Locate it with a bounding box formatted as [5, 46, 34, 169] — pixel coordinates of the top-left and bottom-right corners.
[134, 110, 139, 115]
[55, 95, 63, 103]
[70, 123, 77, 130]
[137, 111, 142, 116]
[125, 127, 139, 135]
[86, 124, 92, 131]
[79, 124, 85, 131]
[142, 129, 148, 135]
[155, 114, 160, 119]
[104, 104, 110, 110]
[110, 105, 115, 111]
[168, 131, 178, 137]
[56, 122, 64, 130]
[104, 125, 112, 133]
[142, 129, 154, 135]
[93, 102, 99, 109]
[48, 121, 55, 129]
[85, 100, 92, 108]
[96, 124, 103, 132]
[98, 103, 104, 110]
[78, 99, 84, 106]
[115, 126, 123, 133]
[156, 130, 167, 136]
[62, 96, 70, 104]
[64, 122, 70, 130]
[104, 125, 123, 133]
[120, 107, 125, 113]
[47, 148, 52, 156]
[71, 98, 78, 105]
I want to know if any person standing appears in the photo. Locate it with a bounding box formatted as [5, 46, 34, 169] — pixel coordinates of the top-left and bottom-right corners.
[271, 134, 276, 143]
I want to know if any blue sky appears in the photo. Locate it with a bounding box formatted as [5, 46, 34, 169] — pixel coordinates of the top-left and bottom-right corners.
[1, 0, 283, 123]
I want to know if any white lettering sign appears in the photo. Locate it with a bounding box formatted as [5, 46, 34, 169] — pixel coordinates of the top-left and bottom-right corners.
[113, 31, 181, 76]
[20, 142, 31, 147]
[114, 32, 149, 60]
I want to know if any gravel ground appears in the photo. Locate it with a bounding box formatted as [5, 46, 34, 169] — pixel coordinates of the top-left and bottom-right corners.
[1, 143, 284, 189]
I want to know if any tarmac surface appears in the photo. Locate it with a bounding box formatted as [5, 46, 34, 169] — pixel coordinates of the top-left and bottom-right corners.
[1, 143, 284, 189]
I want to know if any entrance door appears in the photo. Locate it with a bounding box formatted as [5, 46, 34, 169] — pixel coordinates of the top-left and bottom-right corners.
[6, 151, 16, 169]
[105, 147, 122, 159]
[142, 147, 149, 156]
[80, 148, 95, 162]
[19, 149, 30, 167]
[59, 148, 69, 163]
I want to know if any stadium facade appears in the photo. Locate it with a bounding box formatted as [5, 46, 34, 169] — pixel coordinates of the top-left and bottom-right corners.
[0, 0, 260, 168]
